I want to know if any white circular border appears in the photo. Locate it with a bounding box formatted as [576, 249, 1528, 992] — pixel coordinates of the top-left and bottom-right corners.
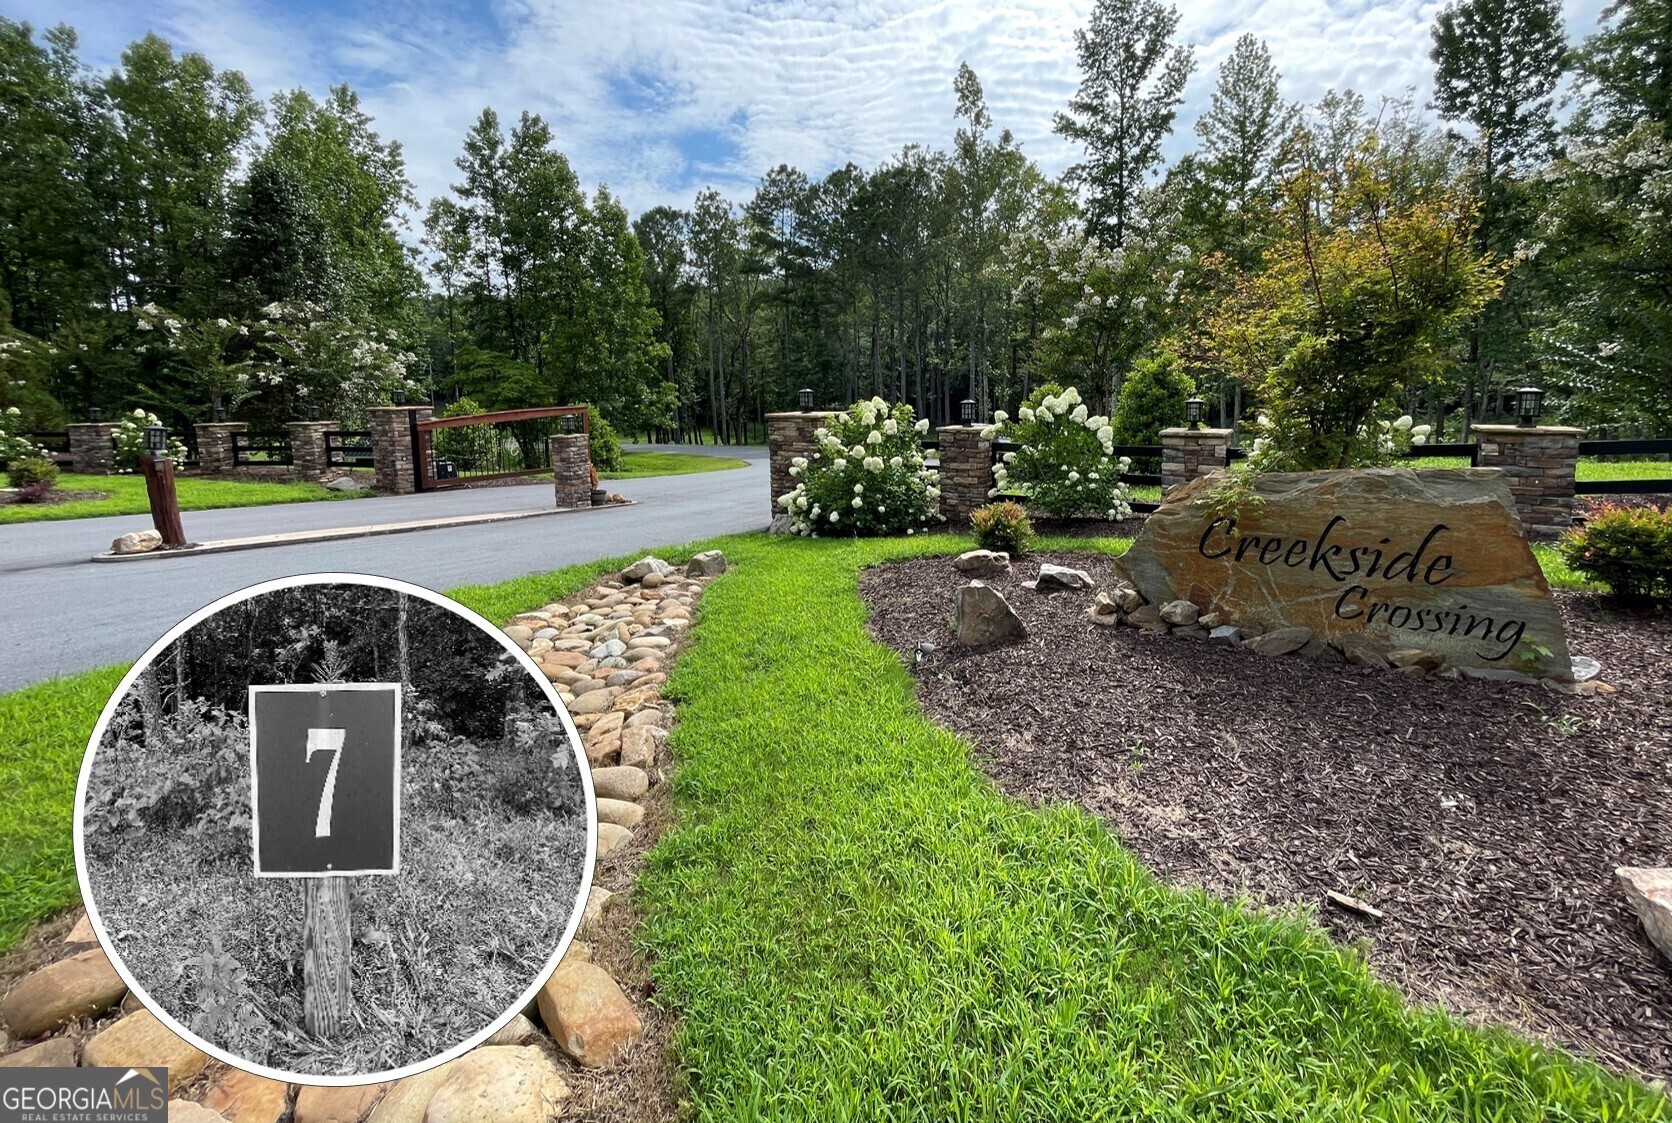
[72, 571, 598, 1087]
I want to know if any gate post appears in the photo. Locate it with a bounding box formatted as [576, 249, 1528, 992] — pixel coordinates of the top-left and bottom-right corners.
[936, 424, 993, 530]
[368, 406, 432, 494]
[767, 410, 832, 516]
[1159, 427, 1234, 492]
[550, 432, 591, 509]
[1472, 423, 1583, 537]
[66, 421, 121, 474]
[287, 420, 335, 478]
[194, 421, 248, 475]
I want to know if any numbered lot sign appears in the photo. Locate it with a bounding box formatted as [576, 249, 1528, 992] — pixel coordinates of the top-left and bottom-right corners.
[250, 684, 401, 876]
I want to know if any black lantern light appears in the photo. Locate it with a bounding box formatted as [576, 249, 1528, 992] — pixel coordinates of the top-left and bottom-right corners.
[143, 423, 167, 462]
[960, 398, 976, 424]
[391, 388, 406, 406]
[213, 405, 227, 422]
[1185, 397, 1205, 426]
[799, 387, 814, 411]
[560, 412, 579, 435]
[87, 406, 102, 422]
[308, 404, 321, 421]
[1515, 386, 1545, 428]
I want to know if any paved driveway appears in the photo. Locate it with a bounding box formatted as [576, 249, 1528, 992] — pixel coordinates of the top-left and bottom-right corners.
[0, 448, 768, 692]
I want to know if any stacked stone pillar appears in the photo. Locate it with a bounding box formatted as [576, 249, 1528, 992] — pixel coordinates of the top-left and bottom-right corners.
[1159, 428, 1235, 492]
[286, 420, 335, 478]
[550, 433, 592, 509]
[193, 421, 248, 475]
[66, 422, 121, 474]
[1473, 424, 1584, 537]
[367, 406, 432, 494]
[936, 425, 994, 530]
[765, 410, 833, 516]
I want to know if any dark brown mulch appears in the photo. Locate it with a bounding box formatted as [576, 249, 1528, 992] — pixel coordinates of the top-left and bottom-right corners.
[0, 488, 108, 506]
[861, 550, 1672, 1082]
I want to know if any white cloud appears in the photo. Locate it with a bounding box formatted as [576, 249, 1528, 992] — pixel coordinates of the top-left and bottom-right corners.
[14, 0, 1611, 223]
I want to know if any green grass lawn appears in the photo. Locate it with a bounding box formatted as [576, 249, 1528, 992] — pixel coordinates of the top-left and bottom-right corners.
[2, 534, 1657, 1116]
[604, 451, 749, 480]
[0, 472, 370, 525]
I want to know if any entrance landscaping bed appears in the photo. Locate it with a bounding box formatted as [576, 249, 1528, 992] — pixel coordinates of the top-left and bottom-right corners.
[861, 548, 1672, 1083]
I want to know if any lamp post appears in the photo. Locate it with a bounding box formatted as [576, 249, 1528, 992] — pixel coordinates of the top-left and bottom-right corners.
[308, 404, 321, 421]
[139, 422, 187, 547]
[213, 404, 227, 422]
[798, 387, 814, 411]
[560, 412, 579, 435]
[1515, 386, 1545, 428]
[87, 406, 102, 423]
[1185, 397, 1205, 427]
[960, 398, 976, 425]
[391, 388, 406, 406]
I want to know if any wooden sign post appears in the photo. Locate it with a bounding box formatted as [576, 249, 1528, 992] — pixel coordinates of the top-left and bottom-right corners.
[250, 684, 401, 1039]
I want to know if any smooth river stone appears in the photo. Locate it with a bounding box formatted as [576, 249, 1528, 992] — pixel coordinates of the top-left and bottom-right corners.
[1113, 468, 1572, 677]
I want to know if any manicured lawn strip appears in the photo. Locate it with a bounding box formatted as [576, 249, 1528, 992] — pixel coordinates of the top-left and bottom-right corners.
[0, 667, 129, 951]
[638, 533, 1664, 1120]
[1577, 458, 1672, 484]
[604, 452, 750, 480]
[0, 473, 368, 525]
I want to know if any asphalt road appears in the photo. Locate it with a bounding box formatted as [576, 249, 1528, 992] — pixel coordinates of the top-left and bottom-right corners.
[0, 446, 770, 693]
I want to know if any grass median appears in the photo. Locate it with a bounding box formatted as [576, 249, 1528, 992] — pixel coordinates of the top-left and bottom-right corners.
[0, 473, 369, 525]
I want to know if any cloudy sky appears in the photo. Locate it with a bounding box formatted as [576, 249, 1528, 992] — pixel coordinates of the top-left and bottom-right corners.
[8, 0, 1610, 220]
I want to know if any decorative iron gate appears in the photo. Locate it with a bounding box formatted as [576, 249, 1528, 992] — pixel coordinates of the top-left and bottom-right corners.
[414, 406, 590, 490]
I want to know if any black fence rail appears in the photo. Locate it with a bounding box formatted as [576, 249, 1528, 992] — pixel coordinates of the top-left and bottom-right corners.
[1575, 438, 1672, 495]
[26, 431, 71, 464]
[232, 431, 293, 467]
[325, 430, 374, 469]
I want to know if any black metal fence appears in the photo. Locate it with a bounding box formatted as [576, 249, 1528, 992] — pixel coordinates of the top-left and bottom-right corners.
[416, 406, 589, 489]
[231, 431, 293, 467]
[325, 430, 374, 469]
[26, 431, 70, 464]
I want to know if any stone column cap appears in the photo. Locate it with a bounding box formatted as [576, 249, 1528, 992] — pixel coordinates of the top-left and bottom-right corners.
[193, 420, 248, 430]
[285, 419, 337, 429]
[66, 421, 120, 429]
[1158, 427, 1235, 438]
[935, 423, 988, 432]
[1471, 423, 1586, 437]
[766, 410, 834, 420]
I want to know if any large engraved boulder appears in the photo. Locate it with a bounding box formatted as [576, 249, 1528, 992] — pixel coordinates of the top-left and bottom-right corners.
[1114, 468, 1572, 677]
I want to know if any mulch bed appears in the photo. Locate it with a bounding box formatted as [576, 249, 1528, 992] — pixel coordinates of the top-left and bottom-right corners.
[861, 550, 1672, 1083]
[0, 488, 108, 506]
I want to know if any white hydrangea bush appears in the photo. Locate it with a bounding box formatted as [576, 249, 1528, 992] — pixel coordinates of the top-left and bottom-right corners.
[777, 397, 941, 536]
[982, 384, 1132, 520]
[0, 406, 49, 469]
[1245, 411, 1434, 472]
[113, 409, 190, 473]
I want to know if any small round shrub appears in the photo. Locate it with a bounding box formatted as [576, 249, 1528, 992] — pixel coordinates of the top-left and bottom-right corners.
[7, 456, 58, 489]
[0, 406, 48, 470]
[984, 383, 1133, 520]
[1558, 504, 1672, 605]
[1110, 350, 1194, 470]
[587, 406, 623, 473]
[970, 501, 1034, 556]
[777, 396, 940, 536]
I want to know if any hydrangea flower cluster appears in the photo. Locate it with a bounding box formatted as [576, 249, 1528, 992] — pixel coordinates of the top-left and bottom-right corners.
[777, 396, 941, 536]
[113, 409, 190, 473]
[1245, 411, 1434, 472]
[982, 384, 1133, 520]
[0, 406, 49, 469]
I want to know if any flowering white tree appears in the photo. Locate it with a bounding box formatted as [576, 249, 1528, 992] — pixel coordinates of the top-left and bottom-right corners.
[776, 397, 941, 536]
[133, 305, 256, 413]
[984, 384, 1133, 519]
[253, 301, 418, 425]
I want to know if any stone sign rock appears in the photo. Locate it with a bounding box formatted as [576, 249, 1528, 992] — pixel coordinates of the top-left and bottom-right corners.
[1115, 468, 1573, 677]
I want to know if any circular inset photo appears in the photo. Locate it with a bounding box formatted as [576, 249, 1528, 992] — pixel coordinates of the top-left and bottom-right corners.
[74, 573, 595, 1083]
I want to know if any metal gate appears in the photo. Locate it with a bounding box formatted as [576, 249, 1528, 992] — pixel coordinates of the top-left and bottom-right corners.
[414, 406, 590, 490]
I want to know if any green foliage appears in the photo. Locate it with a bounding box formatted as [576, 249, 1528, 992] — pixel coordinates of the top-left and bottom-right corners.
[7, 456, 57, 488]
[0, 406, 48, 468]
[1110, 351, 1194, 455]
[970, 501, 1035, 555]
[1558, 504, 1672, 604]
[111, 409, 189, 472]
[1204, 135, 1500, 470]
[587, 406, 623, 473]
[431, 397, 498, 470]
[987, 384, 1134, 519]
[778, 397, 940, 536]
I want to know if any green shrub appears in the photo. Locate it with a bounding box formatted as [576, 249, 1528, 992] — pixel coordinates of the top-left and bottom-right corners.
[777, 396, 940, 536]
[970, 502, 1034, 556]
[1110, 351, 1194, 469]
[985, 384, 1133, 519]
[0, 406, 47, 470]
[432, 397, 500, 470]
[7, 456, 58, 489]
[587, 406, 623, 473]
[1558, 504, 1672, 605]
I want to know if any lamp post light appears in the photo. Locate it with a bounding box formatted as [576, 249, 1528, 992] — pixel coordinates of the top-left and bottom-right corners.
[1515, 386, 1546, 428]
[138, 422, 187, 548]
[960, 398, 976, 425]
[1185, 397, 1205, 427]
[559, 412, 579, 435]
[213, 404, 227, 422]
[391, 388, 406, 406]
[798, 387, 814, 411]
[87, 406, 102, 423]
[308, 404, 321, 422]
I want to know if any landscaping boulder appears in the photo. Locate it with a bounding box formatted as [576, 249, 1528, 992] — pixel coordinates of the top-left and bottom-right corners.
[596, 798, 644, 829]
[1246, 627, 1313, 657]
[294, 1084, 387, 1123]
[687, 549, 728, 577]
[620, 556, 672, 583]
[167, 1103, 228, 1123]
[955, 582, 1026, 646]
[954, 549, 1011, 578]
[0, 1038, 76, 1068]
[591, 765, 649, 801]
[1335, 634, 1393, 669]
[198, 1068, 290, 1123]
[81, 1012, 207, 1092]
[0, 948, 126, 1038]
[1086, 593, 1121, 626]
[325, 475, 371, 492]
[1616, 868, 1672, 965]
[1158, 600, 1199, 627]
[1109, 581, 1143, 613]
[424, 1047, 569, 1123]
[111, 530, 161, 555]
[768, 514, 794, 534]
[596, 821, 633, 858]
[1208, 625, 1244, 646]
[536, 962, 643, 1068]
[1028, 563, 1095, 592]
[1389, 648, 1446, 673]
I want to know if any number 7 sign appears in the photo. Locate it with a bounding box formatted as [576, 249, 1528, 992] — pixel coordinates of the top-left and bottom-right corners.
[250, 684, 401, 876]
